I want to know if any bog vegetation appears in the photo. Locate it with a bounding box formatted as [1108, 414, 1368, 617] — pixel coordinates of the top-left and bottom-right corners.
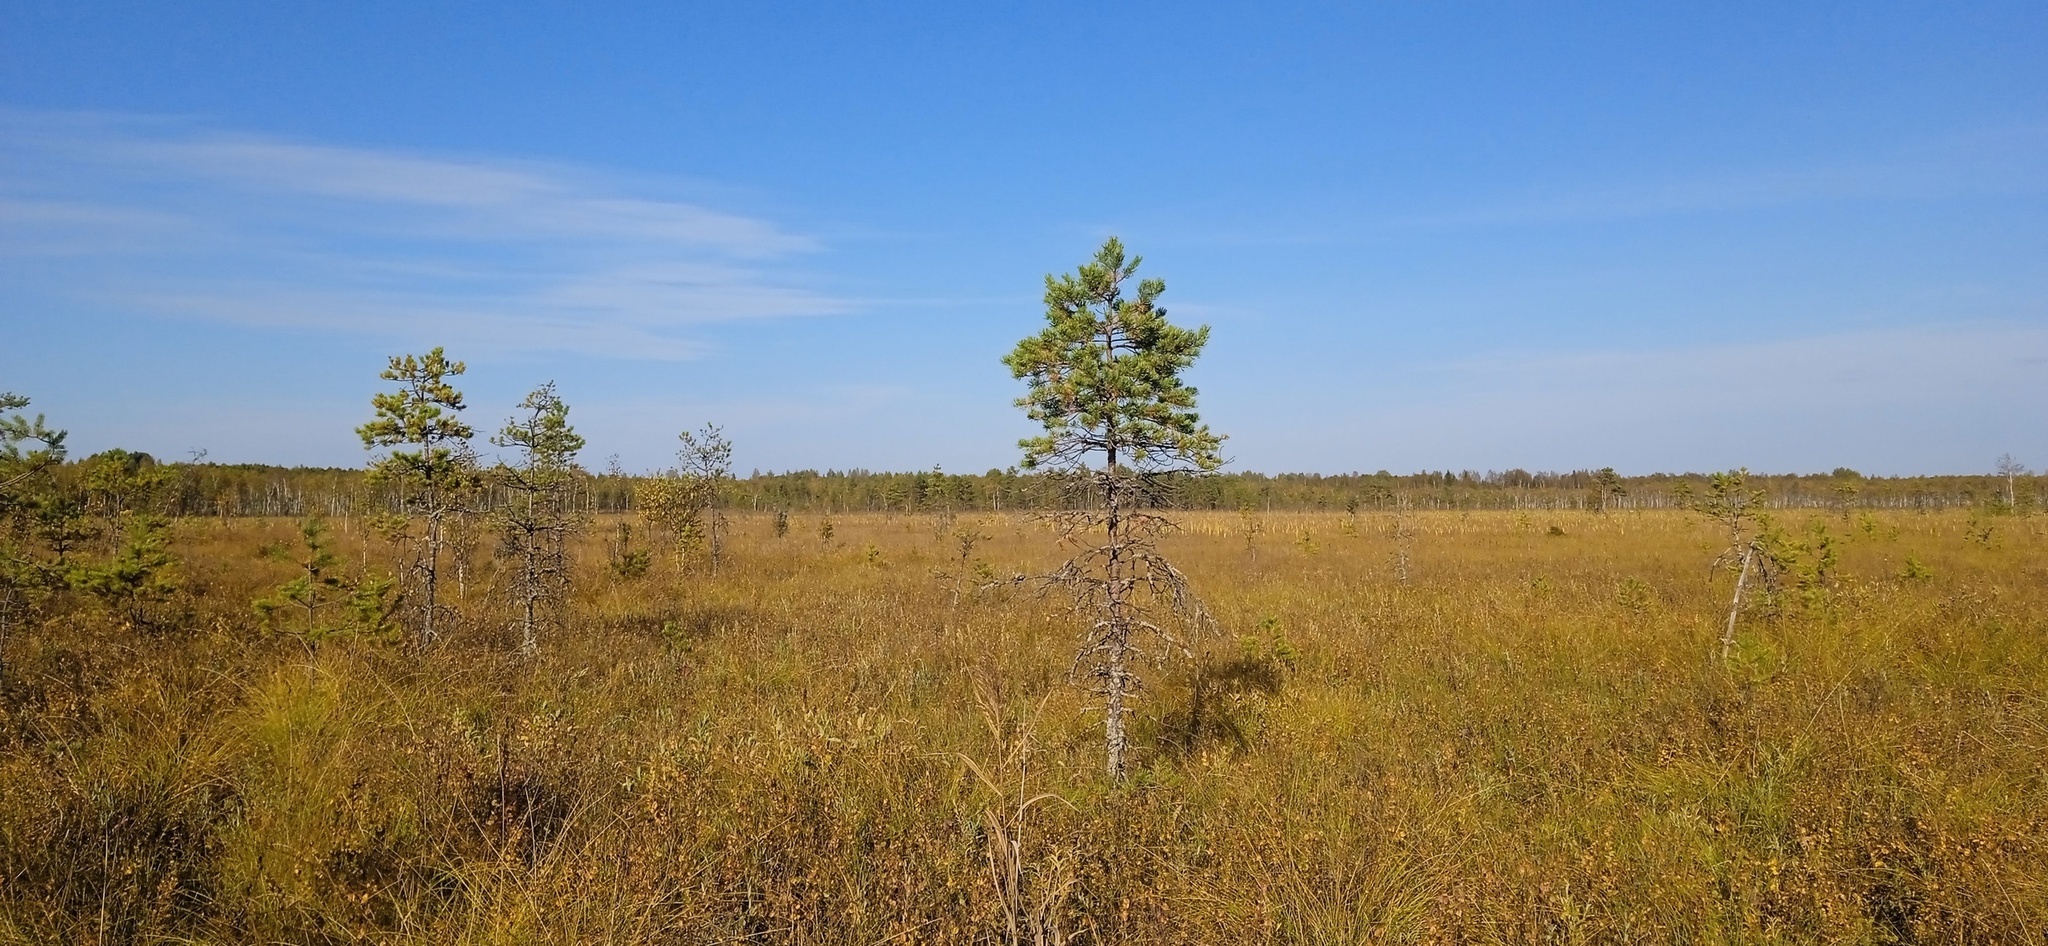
[2, 244, 2044, 943]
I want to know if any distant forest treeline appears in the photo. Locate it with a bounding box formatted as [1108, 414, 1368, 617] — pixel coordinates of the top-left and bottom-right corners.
[70, 453, 2040, 519]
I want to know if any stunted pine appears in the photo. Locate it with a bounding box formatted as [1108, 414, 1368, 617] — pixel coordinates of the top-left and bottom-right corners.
[0, 392, 66, 506]
[357, 348, 473, 646]
[253, 517, 397, 641]
[1004, 237, 1223, 783]
[676, 423, 733, 573]
[0, 391, 66, 686]
[1694, 468, 1783, 660]
[492, 382, 586, 658]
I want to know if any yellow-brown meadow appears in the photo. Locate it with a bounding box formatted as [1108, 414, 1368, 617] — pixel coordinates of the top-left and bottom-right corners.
[1, 508, 2042, 943]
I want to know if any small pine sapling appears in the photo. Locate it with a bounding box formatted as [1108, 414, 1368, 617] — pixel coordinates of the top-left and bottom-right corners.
[255, 517, 347, 635]
[1692, 469, 1788, 660]
[1237, 500, 1264, 561]
[255, 517, 397, 641]
[73, 513, 178, 630]
[932, 519, 994, 605]
[607, 522, 651, 580]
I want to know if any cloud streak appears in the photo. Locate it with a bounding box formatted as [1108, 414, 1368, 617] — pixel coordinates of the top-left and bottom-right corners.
[1398, 125, 2048, 230]
[0, 110, 850, 357]
[1238, 323, 2048, 476]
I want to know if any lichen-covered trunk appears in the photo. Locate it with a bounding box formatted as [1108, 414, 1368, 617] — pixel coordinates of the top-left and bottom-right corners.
[1103, 450, 1131, 782]
[1104, 639, 1130, 781]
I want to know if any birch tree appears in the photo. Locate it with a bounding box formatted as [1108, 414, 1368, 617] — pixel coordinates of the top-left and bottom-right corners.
[1003, 237, 1224, 782]
[357, 348, 473, 646]
[1995, 453, 2027, 513]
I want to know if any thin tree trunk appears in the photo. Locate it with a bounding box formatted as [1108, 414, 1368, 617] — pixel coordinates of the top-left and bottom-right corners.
[1104, 645, 1129, 782]
[0, 593, 14, 693]
[1721, 543, 1753, 660]
[521, 531, 538, 658]
[423, 502, 441, 645]
[455, 517, 468, 600]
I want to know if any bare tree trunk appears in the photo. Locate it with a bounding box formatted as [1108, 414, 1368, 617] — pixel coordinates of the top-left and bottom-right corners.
[422, 502, 441, 646]
[1721, 543, 1753, 660]
[454, 504, 475, 601]
[0, 591, 15, 694]
[521, 531, 538, 659]
[1103, 646, 1130, 782]
[709, 506, 722, 575]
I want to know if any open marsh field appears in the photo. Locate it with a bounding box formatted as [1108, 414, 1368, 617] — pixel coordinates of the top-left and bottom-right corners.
[2, 507, 2044, 944]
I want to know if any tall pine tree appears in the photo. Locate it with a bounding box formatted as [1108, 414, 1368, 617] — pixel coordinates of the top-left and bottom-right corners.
[1004, 237, 1224, 782]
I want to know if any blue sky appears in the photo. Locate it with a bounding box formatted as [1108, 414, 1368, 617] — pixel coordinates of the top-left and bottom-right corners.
[2, 2, 2043, 475]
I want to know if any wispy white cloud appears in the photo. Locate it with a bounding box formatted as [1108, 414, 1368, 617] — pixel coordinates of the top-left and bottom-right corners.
[1134, 123, 2048, 248]
[0, 109, 850, 357]
[1233, 323, 2048, 476]
[1399, 125, 2048, 229]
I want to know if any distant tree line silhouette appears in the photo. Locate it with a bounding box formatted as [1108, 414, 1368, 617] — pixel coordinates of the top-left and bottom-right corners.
[63, 457, 2039, 520]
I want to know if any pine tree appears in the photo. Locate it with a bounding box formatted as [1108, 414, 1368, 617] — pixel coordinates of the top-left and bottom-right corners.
[1593, 467, 1626, 512]
[0, 392, 65, 506]
[492, 382, 586, 657]
[356, 348, 473, 646]
[254, 517, 398, 641]
[72, 513, 177, 630]
[255, 518, 346, 636]
[0, 392, 67, 687]
[676, 424, 734, 573]
[1003, 237, 1224, 782]
[1693, 468, 1784, 660]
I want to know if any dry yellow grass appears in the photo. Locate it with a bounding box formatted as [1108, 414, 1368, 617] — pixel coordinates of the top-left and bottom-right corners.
[2, 507, 2043, 943]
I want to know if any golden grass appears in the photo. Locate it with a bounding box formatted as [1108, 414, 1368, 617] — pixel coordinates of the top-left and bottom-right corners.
[1, 508, 2043, 943]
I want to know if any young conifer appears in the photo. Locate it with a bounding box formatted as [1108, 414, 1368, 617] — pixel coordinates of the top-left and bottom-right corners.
[1694, 468, 1784, 660]
[492, 382, 586, 657]
[676, 424, 734, 573]
[357, 348, 473, 646]
[0, 392, 66, 685]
